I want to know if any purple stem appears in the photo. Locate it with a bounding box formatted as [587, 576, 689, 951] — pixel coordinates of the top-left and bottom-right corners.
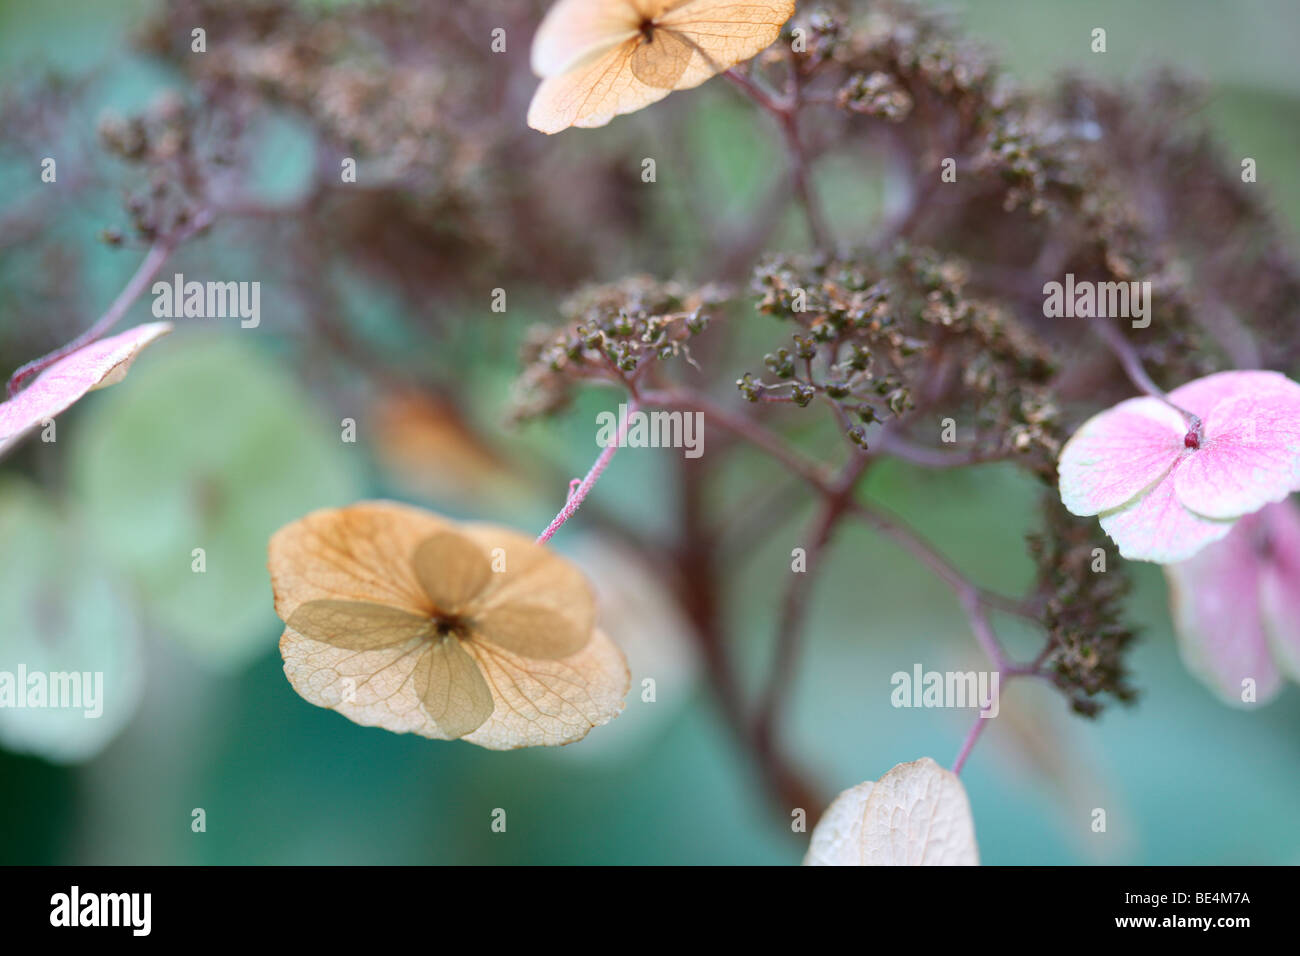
[1093, 318, 1201, 438]
[537, 399, 639, 544]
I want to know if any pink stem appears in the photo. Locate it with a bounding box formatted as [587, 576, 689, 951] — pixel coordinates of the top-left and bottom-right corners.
[536, 399, 639, 544]
[952, 710, 991, 775]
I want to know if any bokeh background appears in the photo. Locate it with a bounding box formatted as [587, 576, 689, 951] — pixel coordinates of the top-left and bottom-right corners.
[2, 0, 1299, 865]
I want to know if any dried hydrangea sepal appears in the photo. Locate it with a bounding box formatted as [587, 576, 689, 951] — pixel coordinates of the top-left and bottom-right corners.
[804, 758, 979, 866]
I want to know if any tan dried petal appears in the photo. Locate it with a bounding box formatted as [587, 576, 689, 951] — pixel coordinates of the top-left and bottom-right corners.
[268, 500, 453, 620]
[278, 625, 628, 747]
[630, 27, 693, 88]
[654, 0, 797, 89]
[412, 532, 492, 612]
[279, 625, 438, 736]
[413, 637, 495, 738]
[473, 603, 589, 659]
[460, 628, 630, 749]
[287, 599, 430, 650]
[459, 523, 596, 651]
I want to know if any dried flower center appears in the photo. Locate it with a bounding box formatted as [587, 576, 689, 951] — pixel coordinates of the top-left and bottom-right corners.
[640, 18, 656, 44]
[427, 613, 470, 642]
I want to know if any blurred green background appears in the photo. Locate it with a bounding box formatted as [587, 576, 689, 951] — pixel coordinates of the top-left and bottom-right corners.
[2, 0, 1299, 865]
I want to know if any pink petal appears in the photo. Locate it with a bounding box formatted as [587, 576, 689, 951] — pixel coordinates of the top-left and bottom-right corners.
[1258, 499, 1300, 681]
[1058, 397, 1184, 516]
[1165, 511, 1282, 705]
[1167, 369, 1300, 419]
[1173, 391, 1300, 519]
[1099, 457, 1235, 562]
[0, 322, 172, 456]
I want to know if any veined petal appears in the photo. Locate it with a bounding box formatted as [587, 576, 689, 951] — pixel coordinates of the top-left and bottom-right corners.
[279, 627, 495, 741]
[630, 25, 694, 88]
[279, 626, 446, 737]
[804, 758, 978, 866]
[654, 0, 795, 91]
[268, 501, 452, 621]
[287, 599, 431, 650]
[803, 780, 874, 866]
[1164, 514, 1281, 705]
[1174, 391, 1300, 519]
[527, 37, 668, 133]
[458, 628, 629, 749]
[414, 637, 495, 738]
[530, 0, 641, 77]
[412, 532, 493, 612]
[1058, 397, 1184, 517]
[1099, 458, 1235, 563]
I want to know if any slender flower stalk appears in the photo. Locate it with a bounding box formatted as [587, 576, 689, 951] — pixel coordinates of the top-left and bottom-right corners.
[951, 711, 991, 775]
[1092, 318, 1201, 439]
[537, 399, 639, 544]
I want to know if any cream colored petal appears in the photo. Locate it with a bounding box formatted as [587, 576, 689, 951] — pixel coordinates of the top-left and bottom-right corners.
[287, 599, 432, 651]
[803, 758, 979, 866]
[655, 0, 794, 90]
[530, 0, 641, 77]
[459, 523, 596, 649]
[473, 603, 590, 659]
[458, 628, 630, 749]
[527, 37, 672, 133]
[412, 532, 493, 612]
[414, 637, 495, 738]
[861, 758, 979, 865]
[279, 627, 450, 737]
[803, 780, 875, 866]
[268, 500, 453, 620]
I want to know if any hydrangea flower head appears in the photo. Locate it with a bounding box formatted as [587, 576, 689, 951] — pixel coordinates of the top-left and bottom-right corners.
[527, 0, 795, 134]
[1058, 370, 1300, 563]
[269, 501, 629, 748]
